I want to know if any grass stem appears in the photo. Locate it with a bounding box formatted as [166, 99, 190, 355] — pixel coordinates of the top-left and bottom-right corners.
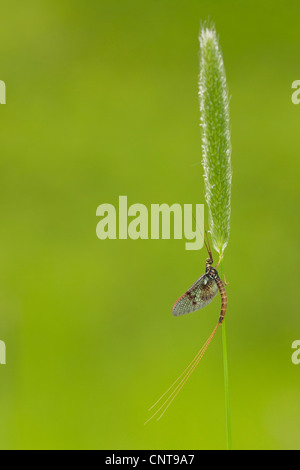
[222, 318, 232, 449]
[219, 260, 232, 450]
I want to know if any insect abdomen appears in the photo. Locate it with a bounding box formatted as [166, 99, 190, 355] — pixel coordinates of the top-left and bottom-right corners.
[216, 277, 227, 324]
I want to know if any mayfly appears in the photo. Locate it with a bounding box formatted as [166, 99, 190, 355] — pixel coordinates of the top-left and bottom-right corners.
[145, 230, 228, 424]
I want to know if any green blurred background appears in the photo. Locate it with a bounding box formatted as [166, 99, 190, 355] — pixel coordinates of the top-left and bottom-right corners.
[0, 0, 300, 450]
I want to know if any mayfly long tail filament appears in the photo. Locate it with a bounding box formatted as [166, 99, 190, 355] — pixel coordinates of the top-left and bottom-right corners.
[144, 323, 219, 424]
[156, 323, 219, 421]
[147, 332, 212, 412]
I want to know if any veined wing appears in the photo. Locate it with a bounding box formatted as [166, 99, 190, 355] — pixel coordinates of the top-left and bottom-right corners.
[172, 274, 219, 317]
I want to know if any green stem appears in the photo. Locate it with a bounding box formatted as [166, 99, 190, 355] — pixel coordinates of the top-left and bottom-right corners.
[220, 260, 232, 450]
[222, 318, 232, 450]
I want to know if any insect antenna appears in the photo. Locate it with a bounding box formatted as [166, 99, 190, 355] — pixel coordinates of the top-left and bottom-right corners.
[144, 322, 219, 424]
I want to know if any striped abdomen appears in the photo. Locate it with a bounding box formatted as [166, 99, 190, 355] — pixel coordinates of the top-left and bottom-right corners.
[215, 277, 227, 324]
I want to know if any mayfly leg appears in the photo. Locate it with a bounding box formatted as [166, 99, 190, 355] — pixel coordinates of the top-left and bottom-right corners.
[191, 210, 213, 265]
[192, 206, 224, 270]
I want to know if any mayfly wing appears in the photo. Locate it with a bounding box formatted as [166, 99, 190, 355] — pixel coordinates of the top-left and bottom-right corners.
[172, 274, 219, 317]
